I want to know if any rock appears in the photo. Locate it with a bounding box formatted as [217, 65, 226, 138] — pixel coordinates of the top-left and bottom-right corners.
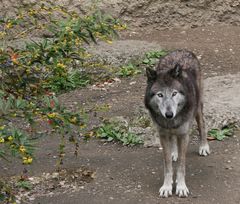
[204, 73, 240, 130]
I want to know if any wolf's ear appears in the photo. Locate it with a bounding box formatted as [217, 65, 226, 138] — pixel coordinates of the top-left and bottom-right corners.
[146, 67, 157, 81]
[169, 63, 182, 78]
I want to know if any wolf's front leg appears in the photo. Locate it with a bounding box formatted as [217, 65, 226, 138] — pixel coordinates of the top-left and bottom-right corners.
[171, 136, 178, 162]
[159, 135, 173, 197]
[176, 134, 189, 197]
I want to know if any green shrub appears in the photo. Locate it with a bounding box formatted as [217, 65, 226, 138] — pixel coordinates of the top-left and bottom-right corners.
[0, 1, 125, 97]
[96, 121, 143, 146]
[0, 0, 124, 165]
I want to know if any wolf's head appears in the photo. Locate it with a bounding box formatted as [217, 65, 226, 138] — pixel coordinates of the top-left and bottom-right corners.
[145, 64, 186, 120]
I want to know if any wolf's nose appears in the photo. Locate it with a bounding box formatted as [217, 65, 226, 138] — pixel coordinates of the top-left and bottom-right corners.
[165, 111, 173, 119]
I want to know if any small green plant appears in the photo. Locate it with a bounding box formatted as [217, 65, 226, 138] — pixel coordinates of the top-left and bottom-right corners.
[115, 50, 167, 78]
[96, 122, 143, 146]
[43, 69, 91, 93]
[16, 180, 32, 190]
[142, 50, 167, 66]
[117, 63, 141, 77]
[0, 127, 35, 164]
[208, 126, 234, 141]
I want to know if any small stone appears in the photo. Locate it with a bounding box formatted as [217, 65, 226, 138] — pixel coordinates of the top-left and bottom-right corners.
[29, 197, 35, 201]
[197, 55, 202, 59]
[49, 192, 54, 196]
[52, 172, 59, 178]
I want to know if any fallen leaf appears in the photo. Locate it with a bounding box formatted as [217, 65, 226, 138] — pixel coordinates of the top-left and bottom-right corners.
[207, 136, 216, 141]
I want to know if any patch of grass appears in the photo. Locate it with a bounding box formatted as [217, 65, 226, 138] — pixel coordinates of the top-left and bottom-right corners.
[117, 63, 141, 77]
[142, 50, 167, 66]
[208, 126, 234, 141]
[16, 180, 32, 190]
[116, 50, 167, 78]
[43, 69, 91, 93]
[96, 121, 143, 146]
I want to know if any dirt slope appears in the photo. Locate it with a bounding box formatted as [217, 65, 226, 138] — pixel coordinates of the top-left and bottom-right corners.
[2, 0, 240, 30]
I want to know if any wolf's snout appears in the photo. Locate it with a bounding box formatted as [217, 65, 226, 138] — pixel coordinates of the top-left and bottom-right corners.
[165, 111, 174, 119]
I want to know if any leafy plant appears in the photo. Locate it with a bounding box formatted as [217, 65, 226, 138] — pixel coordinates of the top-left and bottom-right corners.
[0, 0, 125, 165]
[96, 122, 143, 146]
[117, 63, 141, 77]
[116, 50, 167, 78]
[208, 126, 234, 141]
[43, 69, 90, 93]
[0, 127, 35, 163]
[142, 50, 167, 66]
[0, 1, 125, 97]
[0, 92, 86, 166]
[16, 180, 32, 190]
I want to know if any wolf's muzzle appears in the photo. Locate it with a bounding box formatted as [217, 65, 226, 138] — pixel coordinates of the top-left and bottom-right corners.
[165, 111, 174, 119]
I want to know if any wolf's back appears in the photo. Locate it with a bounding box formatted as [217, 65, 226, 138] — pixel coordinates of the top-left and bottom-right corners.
[156, 49, 200, 75]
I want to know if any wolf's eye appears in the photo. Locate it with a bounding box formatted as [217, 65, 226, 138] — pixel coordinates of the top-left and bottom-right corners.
[172, 91, 178, 97]
[157, 93, 163, 97]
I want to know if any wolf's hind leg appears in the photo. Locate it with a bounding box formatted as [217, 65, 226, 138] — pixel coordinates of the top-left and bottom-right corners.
[196, 102, 210, 156]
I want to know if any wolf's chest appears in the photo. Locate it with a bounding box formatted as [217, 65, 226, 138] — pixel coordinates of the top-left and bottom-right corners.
[157, 120, 192, 136]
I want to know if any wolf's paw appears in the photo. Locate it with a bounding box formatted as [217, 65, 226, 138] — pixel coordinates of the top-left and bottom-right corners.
[199, 143, 210, 156]
[159, 185, 172, 198]
[176, 183, 189, 197]
[172, 152, 178, 162]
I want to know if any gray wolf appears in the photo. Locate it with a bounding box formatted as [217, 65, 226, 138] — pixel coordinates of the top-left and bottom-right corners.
[144, 49, 210, 197]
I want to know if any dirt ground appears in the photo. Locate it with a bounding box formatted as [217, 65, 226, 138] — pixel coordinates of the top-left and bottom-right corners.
[1, 24, 240, 204]
[1, 1, 240, 203]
